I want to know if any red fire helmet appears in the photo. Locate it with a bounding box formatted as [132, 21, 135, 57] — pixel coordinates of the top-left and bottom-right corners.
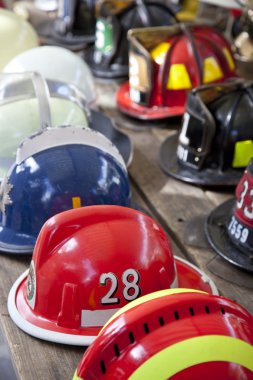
[73, 288, 253, 380]
[117, 24, 237, 120]
[8, 206, 217, 345]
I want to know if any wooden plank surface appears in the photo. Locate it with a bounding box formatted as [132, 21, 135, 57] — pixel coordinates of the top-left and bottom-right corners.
[97, 80, 253, 314]
[0, 79, 252, 380]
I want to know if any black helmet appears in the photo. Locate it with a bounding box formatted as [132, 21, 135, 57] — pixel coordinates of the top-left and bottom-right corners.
[205, 158, 253, 272]
[37, 0, 96, 50]
[85, 0, 176, 78]
[160, 79, 253, 186]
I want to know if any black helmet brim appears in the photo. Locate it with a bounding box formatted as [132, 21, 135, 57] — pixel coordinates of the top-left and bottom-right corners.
[160, 134, 244, 187]
[205, 199, 253, 272]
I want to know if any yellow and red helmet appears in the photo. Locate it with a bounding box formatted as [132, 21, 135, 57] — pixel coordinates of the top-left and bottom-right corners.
[8, 206, 217, 345]
[73, 289, 253, 380]
[117, 24, 237, 120]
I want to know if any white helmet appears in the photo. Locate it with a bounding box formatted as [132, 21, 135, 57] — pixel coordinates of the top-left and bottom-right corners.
[3, 45, 96, 104]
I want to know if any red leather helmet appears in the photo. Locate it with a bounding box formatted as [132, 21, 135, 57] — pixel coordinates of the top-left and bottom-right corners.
[8, 206, 217, 345]
[117, 24, 236, 120]
[73, 289, 253, 380]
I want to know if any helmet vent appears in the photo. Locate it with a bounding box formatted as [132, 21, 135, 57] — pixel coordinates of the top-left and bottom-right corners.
[159, 316, 165, 326]
[98, 304, 228, 375]
[174, 311, 180, 320]
[143, 323, 150, 334]
[114, 344, 120, 357]
[129, 331, 135, 344]
[100, 360, 106, 374]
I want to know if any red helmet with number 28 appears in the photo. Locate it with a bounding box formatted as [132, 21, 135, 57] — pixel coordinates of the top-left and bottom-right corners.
[8, 205, 218, 345]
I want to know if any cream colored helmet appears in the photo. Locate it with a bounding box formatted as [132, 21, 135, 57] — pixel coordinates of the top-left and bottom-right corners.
[3, 45, 96, 104]
[0, 8, 38, 70]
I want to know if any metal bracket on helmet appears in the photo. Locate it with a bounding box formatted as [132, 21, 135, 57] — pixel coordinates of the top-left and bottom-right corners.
[0, 71, 52, 131]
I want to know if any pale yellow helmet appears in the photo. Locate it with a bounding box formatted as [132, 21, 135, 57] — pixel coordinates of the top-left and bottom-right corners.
[0, 8, 39, 70]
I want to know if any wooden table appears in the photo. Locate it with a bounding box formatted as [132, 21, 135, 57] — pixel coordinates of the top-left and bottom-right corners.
[0, 79, 252, 380]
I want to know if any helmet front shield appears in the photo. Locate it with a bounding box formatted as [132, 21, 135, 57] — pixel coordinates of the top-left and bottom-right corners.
[160, 79, 253, 186]
[177, 89, 215, 170]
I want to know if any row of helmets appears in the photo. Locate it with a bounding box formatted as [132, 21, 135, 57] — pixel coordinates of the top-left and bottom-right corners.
[0, 2, 253, 379]
[0, 2, 250, 124]
[0, 69, 134, 253]
[2, 17, 253, 188]
[8, 0, 253, 78]
[3, 0, 253, 190]
[6, 205, 253, 380]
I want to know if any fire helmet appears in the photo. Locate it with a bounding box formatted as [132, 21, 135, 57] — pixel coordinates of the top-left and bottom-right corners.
[36, 0, 96, 50]
[8, 206, 218, 345]
[85, 0, 176, 78]
[205, 158, 253, 272]
[0, 127, 131, 254]
[0, 72, 89, 180]
[117, 24, 237, 120]
[3, 45, 96, 105]
[232, 1, 253, 79]
[160, 79, 253, 187]
[0, 8, 39, 70]
[73, 288, 253, 379]
[0, 72, 132, 178]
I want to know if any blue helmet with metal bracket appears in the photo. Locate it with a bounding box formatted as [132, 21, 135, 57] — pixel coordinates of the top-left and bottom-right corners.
[0, 126, 131, 254]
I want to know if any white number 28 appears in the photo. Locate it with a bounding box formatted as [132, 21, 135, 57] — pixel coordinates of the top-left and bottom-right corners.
[100, 269, 141, 305]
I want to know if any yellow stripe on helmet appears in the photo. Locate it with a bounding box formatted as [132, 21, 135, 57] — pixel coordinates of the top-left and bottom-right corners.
[72, 369, 83, 380]
[151, 42, 170, 65]
[232, 140, 253, 168]
[72, 197, 81, 209]
[100, 288, 205, 334]
[223, 47, 235, 71]
[167, 64, 192, 90]
[203, 57, 223, 83]
[129, 335, 253, 379]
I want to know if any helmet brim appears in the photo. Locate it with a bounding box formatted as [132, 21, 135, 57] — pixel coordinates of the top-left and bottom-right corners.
[160, 134, 244, 187]
[0, 220, 35, 254]
[205, 199, 253, 272]
[7, 256, 218, 346]
[85, 47, 128, 79]
[117, 82, 185, 120]
[37, 20, 95, 51]
[176, 256, 218, 294]
[90, 110, 133, 167]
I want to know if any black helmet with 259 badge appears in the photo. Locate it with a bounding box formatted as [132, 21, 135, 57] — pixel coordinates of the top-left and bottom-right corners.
[205, 158, 253, 272]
